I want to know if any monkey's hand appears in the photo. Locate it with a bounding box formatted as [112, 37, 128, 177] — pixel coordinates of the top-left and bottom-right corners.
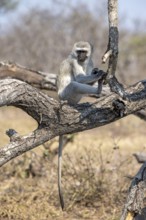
[91, 68, 107, 80]
[91, 68, 99, 75]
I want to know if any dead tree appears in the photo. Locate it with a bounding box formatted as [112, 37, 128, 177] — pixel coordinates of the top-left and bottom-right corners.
[0, 78, 146, 167]
[0, 0, 146, 219]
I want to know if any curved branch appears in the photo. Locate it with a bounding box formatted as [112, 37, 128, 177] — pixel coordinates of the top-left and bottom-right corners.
[1, 60, 146, 121]
[0, 128, 52, 166]
[0, 61, 56, 90]
[0, 79, 146, 166]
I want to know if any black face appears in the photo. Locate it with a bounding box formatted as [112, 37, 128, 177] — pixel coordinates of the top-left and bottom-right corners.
[76, 50, 88, 62]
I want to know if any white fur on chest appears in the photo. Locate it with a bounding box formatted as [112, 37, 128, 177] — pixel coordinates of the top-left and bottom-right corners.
[73, 59, 89, 76]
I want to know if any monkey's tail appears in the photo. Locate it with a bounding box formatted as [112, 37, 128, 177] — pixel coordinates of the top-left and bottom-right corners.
[58, 135, 64, 210]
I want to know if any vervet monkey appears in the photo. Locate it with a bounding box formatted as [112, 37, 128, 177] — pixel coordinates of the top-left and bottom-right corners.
[56, 41, 106, 210]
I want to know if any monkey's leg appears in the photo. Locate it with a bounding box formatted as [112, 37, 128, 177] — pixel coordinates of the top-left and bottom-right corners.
[58, 135, 64, 210]
[69, 81, 98, 95]
[60, 82, 101, 104]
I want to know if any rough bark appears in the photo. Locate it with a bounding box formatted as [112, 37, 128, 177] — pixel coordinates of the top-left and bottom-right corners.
[0, 61, 56, 90]
[101, 1, 146, 219]
[0, 60, 146, 124]
[0, 78, 146, 167]
[120, 163, 146, 220]
[102, 0, 129, 99]
[0, 1, 146, 217]
[102, 0, 118, 76]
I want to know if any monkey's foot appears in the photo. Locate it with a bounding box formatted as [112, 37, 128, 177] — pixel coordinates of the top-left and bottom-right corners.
[108, 76, 130, 100]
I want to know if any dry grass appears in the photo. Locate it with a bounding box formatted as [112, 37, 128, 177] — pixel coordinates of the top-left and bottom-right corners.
[0, 106, 146, 220]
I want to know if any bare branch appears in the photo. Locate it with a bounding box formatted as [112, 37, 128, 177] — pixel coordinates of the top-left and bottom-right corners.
[0, 128, 52, 167]
[103, 0, 118, 76]
[0, 61, 56, 90]
[0, 60, 146, 125]
[120, 162, 146, 220]
[0, 79, 146, 166]
[103, 0, 130, 99]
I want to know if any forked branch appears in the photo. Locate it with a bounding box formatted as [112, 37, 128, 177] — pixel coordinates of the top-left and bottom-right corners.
[102, 1, 146, 219]
[103, 0, 128, 99]
[0, 79, 146, 167]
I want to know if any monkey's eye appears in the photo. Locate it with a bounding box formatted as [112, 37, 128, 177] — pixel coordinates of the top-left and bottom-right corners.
[76, 50, 87, 54]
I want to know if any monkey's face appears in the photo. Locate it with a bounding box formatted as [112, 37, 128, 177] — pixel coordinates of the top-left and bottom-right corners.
[76, 50, 88, 62]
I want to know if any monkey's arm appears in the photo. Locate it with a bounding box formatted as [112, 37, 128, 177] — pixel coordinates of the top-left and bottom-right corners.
[75, 70, 106, 84]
